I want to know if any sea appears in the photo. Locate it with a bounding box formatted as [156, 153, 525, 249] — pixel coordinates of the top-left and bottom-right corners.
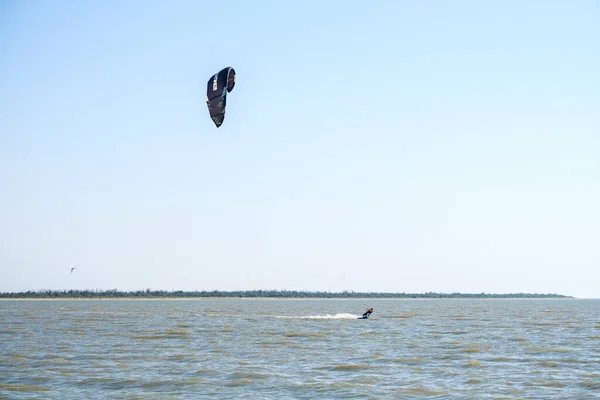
[1, 298, 599, 399]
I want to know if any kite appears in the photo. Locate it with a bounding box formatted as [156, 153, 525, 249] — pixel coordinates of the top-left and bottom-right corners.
[206, 67, 236, 128]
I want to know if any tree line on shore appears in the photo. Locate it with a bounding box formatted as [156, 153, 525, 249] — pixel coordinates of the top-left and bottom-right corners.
[0, 289, 572, 299]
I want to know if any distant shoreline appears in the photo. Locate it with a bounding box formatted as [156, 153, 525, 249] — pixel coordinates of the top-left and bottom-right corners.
[0, 290, 574, 300]
[0, 297, 582, 301]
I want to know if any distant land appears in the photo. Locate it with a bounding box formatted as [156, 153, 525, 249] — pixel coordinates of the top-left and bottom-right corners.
[0, 289, 573, 299]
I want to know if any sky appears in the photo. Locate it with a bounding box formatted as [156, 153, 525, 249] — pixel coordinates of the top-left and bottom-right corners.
[1, 0, 599, 298]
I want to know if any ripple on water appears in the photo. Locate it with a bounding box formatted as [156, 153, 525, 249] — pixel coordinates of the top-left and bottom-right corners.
[319, 364, 371, 371]
[525, 346, 574, 355]
[390, 357, 426, 364]
[397, 387, 449, 397]
[525, 380, 567, 388]
[580, 380, 600, 390]
[134, 328, 191, 340]
[0, 383, 51, 392]
[464, 360, 481, 367]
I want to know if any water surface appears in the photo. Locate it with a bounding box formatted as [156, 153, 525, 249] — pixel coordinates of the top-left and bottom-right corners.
[1, 299, 599, 399]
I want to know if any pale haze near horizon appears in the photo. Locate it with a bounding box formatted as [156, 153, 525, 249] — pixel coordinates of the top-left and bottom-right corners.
[1, 1, 599, 298]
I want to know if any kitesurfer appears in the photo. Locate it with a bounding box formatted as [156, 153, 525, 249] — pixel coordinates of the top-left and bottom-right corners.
[362, 307, 374, 318]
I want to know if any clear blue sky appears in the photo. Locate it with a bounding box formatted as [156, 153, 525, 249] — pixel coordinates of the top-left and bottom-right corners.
[1, 0, 599, 297]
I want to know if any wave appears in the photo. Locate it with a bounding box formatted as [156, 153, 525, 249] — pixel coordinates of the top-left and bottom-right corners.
[274, 313, 360, 320]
